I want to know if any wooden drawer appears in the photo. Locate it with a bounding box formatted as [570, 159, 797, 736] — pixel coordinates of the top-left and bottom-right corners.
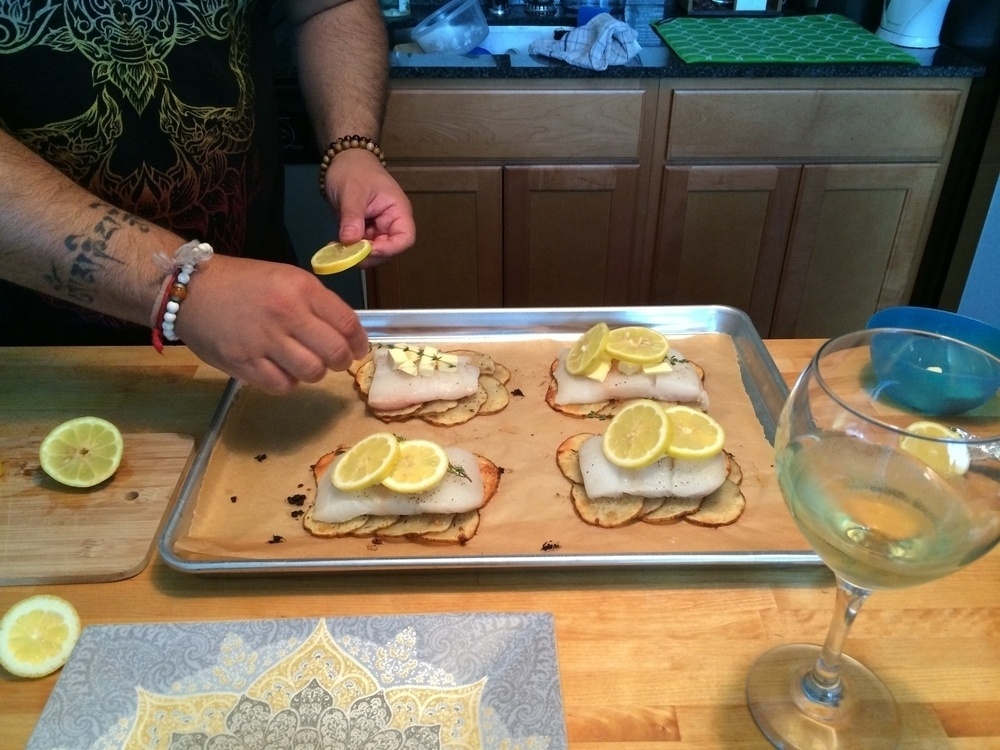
[384, 86, 648, 161]
[665, 86, 964, 162]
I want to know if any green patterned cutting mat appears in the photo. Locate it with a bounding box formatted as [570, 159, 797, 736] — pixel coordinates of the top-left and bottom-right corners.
[652, 14, 920, 64]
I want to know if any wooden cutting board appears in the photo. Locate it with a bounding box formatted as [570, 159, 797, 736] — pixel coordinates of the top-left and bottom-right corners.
[0, 432, 194, 585]
[0, 346, 227, 586]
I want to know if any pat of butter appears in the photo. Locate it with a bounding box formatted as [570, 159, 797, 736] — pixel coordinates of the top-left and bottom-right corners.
[438, 352, 459, 370]
[585, 360, 612, 381]
[643, 360, 674, 374]
[418, 353, 437, 376]
[617, 361, 642, 376]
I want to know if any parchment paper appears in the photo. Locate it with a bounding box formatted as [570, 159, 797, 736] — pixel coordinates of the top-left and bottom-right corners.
[171, 334, 809, 562]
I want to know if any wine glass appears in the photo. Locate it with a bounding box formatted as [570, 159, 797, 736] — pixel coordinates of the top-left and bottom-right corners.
[747, 327, 1000, 748]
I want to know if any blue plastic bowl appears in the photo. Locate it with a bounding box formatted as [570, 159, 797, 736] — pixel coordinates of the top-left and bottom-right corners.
[867, 307, 1000, 415]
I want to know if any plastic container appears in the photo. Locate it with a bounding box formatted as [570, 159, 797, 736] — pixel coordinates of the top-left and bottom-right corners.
[410, 0, 489, 54]
[866, 307, 1000, 415]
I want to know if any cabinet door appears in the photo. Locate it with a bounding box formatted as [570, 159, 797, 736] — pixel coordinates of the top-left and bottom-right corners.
[771, 163, 938, 338]
[502, 165, 640, 307]
[366, 166, 503, 309]
[650, 165, 800, 335]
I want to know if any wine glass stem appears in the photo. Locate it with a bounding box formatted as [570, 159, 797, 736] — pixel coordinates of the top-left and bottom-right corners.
[801, 578, 872, 710]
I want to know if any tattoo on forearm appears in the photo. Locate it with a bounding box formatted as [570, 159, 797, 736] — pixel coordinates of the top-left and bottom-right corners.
[45, 203, 150, 304]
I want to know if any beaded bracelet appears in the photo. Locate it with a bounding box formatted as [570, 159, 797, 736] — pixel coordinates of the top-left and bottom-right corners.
[150, 240, 214, 353]
[318, 135, 386, 198]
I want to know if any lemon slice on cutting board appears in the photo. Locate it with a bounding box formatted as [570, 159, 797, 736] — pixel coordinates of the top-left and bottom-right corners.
[39, 416, 124, 488]
[381, 439, 449, 494]
[566, 322, 610, 376]
[900, 421, 970, 478]
[333, 432, 401, 491]
[0, 595, 81, 678]
[310, 239, 373, 275]
[602, 399, 672, 469]
[663, 405, 725, 460]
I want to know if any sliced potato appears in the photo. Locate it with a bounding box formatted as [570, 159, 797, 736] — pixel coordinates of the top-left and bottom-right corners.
[570, 484, 645, 528]
[476, 455, 502, 507]
[492, 363, 512, 386]
[416, 399, 460, 416]
[348, 514, 399, 536]
[556, 433, 595, 485]
[419, 510, 481, 544]
[422, 383, 488, 427]
[478, 375, 510, 416]
[354, 359, 376, 397]
[641, 496, 702, 525]
[450, 349, 495, 375]
[377, 513, 456, 537]
[370, 403, 422, 423]
[348, 349, 375, 377]
[684, 479, 746, 527]
[303, 508, 376, 538]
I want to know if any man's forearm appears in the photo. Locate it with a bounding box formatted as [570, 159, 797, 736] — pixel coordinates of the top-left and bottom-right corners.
[0, 130, 185, 327]
[291, 0, 390, 148]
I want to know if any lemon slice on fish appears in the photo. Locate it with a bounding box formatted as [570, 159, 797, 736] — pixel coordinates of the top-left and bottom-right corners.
[382, 439, 449, 494]
[602, 399, 672, 469]
[566, 322, 610, 376]
[311, 239, 372, 275]
[605, 326, 669, 366]
[333, 432, 400, 491]
[663, 405, 725, 460]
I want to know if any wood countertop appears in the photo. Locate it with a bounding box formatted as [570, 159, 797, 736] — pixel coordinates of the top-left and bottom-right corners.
[2, 340, 999, 748]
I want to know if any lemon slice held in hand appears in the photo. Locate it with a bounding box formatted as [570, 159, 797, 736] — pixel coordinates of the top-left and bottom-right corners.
[381, 439, 449, 494]
[900, 421, 970, 478]
[663, 405, 725, 460]
[566, 322, 610, 376]
[39, 416, 124, 488]
[0, 595, 81, 678]
[332, 432, 400, 491]
[602, 399, 672, 469]
[310, 239, 373, 275]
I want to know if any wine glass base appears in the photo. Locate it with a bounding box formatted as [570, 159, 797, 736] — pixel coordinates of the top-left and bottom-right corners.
[746, 644, 900, 749]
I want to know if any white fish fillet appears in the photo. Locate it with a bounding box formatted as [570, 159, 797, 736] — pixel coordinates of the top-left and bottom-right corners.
[367, 348, 480, 410]
[313, 447, 485, 523]
[552, 348, 709, 409]
[577, 435, 727, 499]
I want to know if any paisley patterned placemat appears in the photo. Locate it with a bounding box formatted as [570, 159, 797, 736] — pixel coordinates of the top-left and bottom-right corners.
[652, 14, 920, 64]
[28, 612, 566, 749]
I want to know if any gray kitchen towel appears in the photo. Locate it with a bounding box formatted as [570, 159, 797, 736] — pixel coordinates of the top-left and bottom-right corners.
[529, 13, 641, 70]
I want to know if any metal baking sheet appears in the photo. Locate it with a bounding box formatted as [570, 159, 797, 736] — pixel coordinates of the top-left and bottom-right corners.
[159, 305, 820, 574]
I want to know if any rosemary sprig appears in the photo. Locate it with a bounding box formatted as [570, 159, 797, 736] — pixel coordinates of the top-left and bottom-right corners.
[448, 463, 471, 481]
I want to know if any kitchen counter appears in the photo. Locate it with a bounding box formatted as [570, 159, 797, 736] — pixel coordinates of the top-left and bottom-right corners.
[2, 340, 1000, 747]
[271, 4, 985, 85]
[381, 4, 986, 79]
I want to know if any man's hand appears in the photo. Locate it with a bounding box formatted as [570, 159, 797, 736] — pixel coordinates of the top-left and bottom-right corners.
[176, 254, 369, 394]
[323, 149, 416, 265]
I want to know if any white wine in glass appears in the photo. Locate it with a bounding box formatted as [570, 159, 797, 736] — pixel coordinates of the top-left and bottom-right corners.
[747, 327, 1000, 748]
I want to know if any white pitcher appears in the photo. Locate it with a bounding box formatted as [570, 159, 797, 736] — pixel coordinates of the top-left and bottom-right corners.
[876, 0, 951, 48]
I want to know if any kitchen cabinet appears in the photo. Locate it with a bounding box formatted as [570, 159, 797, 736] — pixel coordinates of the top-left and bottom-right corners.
[369, 80, 657, 308]
[646, 80, 968, 337]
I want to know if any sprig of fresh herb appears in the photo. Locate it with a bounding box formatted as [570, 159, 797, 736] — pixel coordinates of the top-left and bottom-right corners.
[448, 463, 471, 481]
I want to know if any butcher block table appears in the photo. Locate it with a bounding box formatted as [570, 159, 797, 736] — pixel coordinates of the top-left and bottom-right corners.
[2, 341, 999, 749]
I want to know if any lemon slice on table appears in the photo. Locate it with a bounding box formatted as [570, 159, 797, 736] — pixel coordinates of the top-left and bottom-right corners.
[900, 421, 970, 478]
[566, 322, 610, 376]
[604, 326, 669, 366]
[333, 432, 401, 491]
[0, 595, 81, 678]
[663, 405, 725, 460]
[381, 439, 449, 494]
[310, 239, 373, 275]
[602, 399, 672, 469]
[39, 416, 124, 488]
